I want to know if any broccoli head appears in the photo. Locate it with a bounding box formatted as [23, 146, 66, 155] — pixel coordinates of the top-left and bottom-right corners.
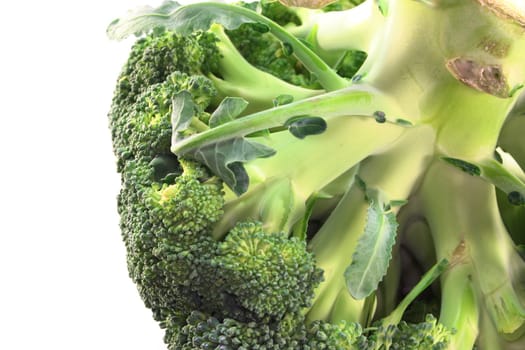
[107, 0, 525, 349]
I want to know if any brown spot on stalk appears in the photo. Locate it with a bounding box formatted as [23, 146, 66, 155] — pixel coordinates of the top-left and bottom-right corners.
[478, 37, 511, 58]
[476, 0, 525, 27]
[446, 57, 509, 98]
[279, 0, 336, 8]
[450, 240, 469, 268]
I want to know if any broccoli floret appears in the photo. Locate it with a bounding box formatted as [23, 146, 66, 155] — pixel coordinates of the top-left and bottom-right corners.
[223, 1, 315, 88]
[210, 221, 323, 320]
[107, 0, 525, 349]
[303, 319, 363, 349]
[360, 315, 451, 350]
[118, 157, 224, 327]
[115, 72, 216, 167]
[111, 28, 219, 106]
[170, 311, 303, 350]
[226, 23, 319, 89]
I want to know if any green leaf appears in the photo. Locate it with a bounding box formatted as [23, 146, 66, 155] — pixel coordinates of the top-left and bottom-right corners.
[373, 110, 386, 123]
[345, 188, 398, 299]
[395, 118, 413, 127]
[376, 0, 389, 16]
[171, 91, 197, 143]
[209, 97, 249, 128]
[443, 156, 525, 206]
[107, 0, 258, 40]
[509, 84, 524, 98]
[380, 258, 449, 327]
[478, 158, 525, 206]
[292, 195, 319, 241]
[189, 138, 276, 195]
[442, 157, 481, 176]
[284, 116, 327, 139]
[107, 0, 182, 40]
[273, 95, 294, 107]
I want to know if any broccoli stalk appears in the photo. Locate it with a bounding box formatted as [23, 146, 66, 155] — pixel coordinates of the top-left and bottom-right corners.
[306, 124, 435, 323]
[420, 160, 525, 341]
[357, 258, 452, 350]
[207, 24, 322, 113]
[289, 0, 385, 53]
[211, 113, 407, 237]
[313, 0, 525, 152]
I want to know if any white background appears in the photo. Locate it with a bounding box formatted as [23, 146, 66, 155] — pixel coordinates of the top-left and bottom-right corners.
[0, 0, 190, 349]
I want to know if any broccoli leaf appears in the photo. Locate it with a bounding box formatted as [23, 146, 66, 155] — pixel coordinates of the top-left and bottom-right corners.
[442, 157, 481, 176]
[376, 0, 389, 16]
[106, 0, 257, 40]
[209, 97, 249, 128]
[443, 156, 525, 206]
[273, 94, 294, 107]
[171, 92, 274, 195]
[345, 187, 398, 299]
[478, 158, 525, 203]
[284, 116, 327, 139]
[171, 91, 198, 143]
[106, 0, 262, 41]
[189, 138, 276, 195]
[107, 0, 182, 40]
[171, 90, 275, 195]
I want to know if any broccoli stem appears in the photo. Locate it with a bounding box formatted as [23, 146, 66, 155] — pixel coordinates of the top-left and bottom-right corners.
[439, 261, 480, 350]
[172, 84, 407, 155]
[306, 125, 435, 323]
[212, 115, 406, 238]
[344, 0, 525, 158]
[380, 258, 449, 328]
[310, 0, 385, 53]
[420, 160, 525, 340]
[396, 199, 437, 273]
[208, 24, 322, 113]
[425, 83, 519, 160]
[306, 183, 368, 323]
[180, 2, 349, 91]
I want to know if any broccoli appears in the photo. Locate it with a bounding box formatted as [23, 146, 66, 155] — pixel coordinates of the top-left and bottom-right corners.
[107, 0, 525, 349]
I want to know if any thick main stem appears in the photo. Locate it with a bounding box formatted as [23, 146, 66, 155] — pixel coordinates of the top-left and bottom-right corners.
[213, 115, 406, 237]
[343, 0, 525, 159]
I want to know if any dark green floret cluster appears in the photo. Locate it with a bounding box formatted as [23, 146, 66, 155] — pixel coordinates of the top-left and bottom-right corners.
[108, 0, 525, 349]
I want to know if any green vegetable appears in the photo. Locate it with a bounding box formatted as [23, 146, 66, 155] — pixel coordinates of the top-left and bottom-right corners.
[107, 0, 525, 348]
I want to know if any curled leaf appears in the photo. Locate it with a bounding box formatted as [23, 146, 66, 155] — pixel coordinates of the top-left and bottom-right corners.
[188, 138, 276, 195]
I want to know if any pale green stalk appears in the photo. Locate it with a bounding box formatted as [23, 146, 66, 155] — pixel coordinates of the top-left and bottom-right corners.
[420, 160, 525, 342]
[306, 124, 435, 323]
